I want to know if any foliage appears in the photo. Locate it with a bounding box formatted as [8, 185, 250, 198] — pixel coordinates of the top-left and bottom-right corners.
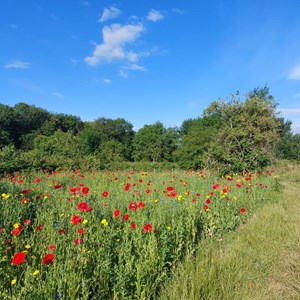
[203, 88, 281, 172]
[0, 168, 275, 299]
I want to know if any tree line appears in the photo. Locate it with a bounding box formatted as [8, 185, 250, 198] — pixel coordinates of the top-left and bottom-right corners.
[1, 87, 299, 174]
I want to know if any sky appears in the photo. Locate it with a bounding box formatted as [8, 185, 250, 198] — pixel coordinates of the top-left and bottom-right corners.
[1, 0, 300, 133]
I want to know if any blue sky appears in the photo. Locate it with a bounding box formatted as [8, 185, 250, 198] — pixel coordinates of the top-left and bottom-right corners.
[1, 0, 300, 133]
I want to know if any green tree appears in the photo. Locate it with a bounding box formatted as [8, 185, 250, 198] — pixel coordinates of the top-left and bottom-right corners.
[133, 122, 166, 162]
[203, 88, 280, 172]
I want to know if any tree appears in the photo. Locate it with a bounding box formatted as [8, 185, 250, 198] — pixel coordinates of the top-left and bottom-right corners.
[174, 115, 222, 169]
[133, 122, 166, 162]
[202, 87, 280, 172]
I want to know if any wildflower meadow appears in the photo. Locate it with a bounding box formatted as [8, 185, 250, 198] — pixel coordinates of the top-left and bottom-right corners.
[0, 168, 278, 299]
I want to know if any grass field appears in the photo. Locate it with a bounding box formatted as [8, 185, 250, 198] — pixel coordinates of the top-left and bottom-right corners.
[0, 165, 297, 299]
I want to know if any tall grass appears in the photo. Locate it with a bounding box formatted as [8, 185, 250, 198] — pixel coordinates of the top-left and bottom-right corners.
[158, 164, 300, 300]
[0, 169, 277, 299]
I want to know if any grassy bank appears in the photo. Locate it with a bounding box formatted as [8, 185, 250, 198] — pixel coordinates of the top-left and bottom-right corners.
[159, 164, 300, 300]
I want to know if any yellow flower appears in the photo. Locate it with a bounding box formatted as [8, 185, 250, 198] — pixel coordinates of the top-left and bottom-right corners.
[177, 194, 183, 201]
[13, 223, 20, 229]
[25, 244, 31, 249]
[154, 199, 159, 203]
[11, 278, 17, 285]
[233, 196, 237, 201]
[83, 219, 88, 225]
[32, 270, 40, 276]
[1, 193, 10, 199]
[101, 219, 108, 227]
[60, 213, 64, 217]
[166, 226, 172, 231]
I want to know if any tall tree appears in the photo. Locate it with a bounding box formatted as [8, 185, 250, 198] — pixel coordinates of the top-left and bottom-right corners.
[203, 87, 280, 172]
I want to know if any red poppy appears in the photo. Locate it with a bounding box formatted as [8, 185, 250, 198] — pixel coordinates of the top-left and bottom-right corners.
[77, 227, 85, 234]
[81, 187, 90, 195]
[138, 179, 143, 183]
[212, 184, 220, 190]
[102, 191, 109, 197]
[74, 238, 83, 245]
[23, 219, 31, 225]
[240, 208, 246, 214]
[77, 202, 92, 212]
[143, 224, 152, 233]
[131, 222, 137, 230]
[11, 228, 22, 236]
[124, 183, 130, 192]
[137, 201, 145, 209]
[205, 199, 211, 204]
[48, 243, 55, 251]
[58, 229, 65, 234]
[123, 213, 130, 221]
[33, 177, 41, 183]
[166, 186, 174, 191]
[145, 188, 151, 194]
[12, 252, 26, 265]
[203, 205, 209, 211]
[113, 209, 121, 218]
[42, 253, 55, 265]
[36, 224, 43, 232]
[69, 187, 79, 194]
[54, 184, 62, 189]
[129, 202, 137, 211]
[22, 188, 31, 194]
[71, 215, 82, 225]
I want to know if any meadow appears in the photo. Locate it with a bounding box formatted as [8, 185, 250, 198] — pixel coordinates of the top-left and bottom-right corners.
[0, 168, 279, 299]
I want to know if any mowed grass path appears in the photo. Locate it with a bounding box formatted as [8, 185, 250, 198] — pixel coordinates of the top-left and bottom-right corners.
[159, 165, 300, 300]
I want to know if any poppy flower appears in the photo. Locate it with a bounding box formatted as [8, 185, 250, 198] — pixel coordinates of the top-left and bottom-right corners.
[36, 224, 43, 232]
[113, 209, 121, 218]
[48, 244, 55, 251]
[124, 184, 130, 192]
[166, 186, 174, 191]
[143, 224, 152, 233]
[102, 191, 109, 197]
[74, 238, 83, 245]
[11, 228, 22, 236]
[240, 208, 246, 214]
[12, 252, 26, 265]
[54, 184, 62, 189]
[123, 213, 130, 221]
[77, 228, 85, 234]
[129, 202, 137, 211]
[212, 184, 220, 190]
[131, 222, 137, 230]
[77, 202, 92, 212]
[137, 201, 145, 209]
[71, 215, 82, 225]
[42, 253, 55, 265]
[81, 187, 90, 195]
[203, 205, 209, 211]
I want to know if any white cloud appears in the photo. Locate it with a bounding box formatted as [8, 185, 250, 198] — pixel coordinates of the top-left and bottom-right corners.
[52, 92, 64, 98]
[172, 8, 184, 15]
[146, 9, 164, 22]
[85, 23, 145, 66]
[4, 60, 30, 69]
[99, 6, 121, 23]
[288, 64, 300, 80]
[127, 64, 147, 72]
[103, 79, 111, 84]
[119, 69, 128, 78]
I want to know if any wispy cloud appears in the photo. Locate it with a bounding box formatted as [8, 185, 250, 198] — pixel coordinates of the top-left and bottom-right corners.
[99, 6, 121, 23]
[103, 79, 111, 84]
[119, 69, 128, 78]
[9, 79, 41, 93]
[127, 64, 147, 72]
[4, 60, 30, 69]
[172, 8, 184, 15]
[52, 92, 64, 99]
[146, 9, 164, 22]
[85, 23, 145, 66]
[287, 64, 300, 80]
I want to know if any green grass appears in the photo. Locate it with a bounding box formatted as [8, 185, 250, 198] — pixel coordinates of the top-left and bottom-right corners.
[158, 164, 300, 300]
